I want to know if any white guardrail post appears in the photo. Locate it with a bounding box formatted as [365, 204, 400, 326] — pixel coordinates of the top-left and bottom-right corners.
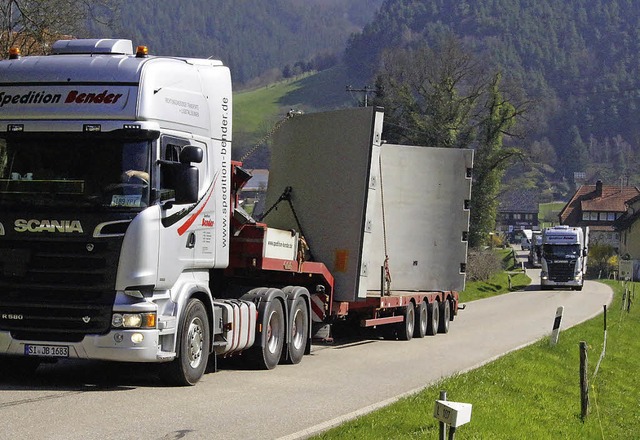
[550, 306, 564, 346]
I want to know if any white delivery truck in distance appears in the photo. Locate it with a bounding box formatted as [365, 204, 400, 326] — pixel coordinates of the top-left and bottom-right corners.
[0, 39, 472, 385]
[540, 225, 588, 290]
[520, 228, 533, 250]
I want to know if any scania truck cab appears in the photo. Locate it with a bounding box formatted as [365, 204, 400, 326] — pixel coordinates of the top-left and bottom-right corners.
[540, 225, 588, 290]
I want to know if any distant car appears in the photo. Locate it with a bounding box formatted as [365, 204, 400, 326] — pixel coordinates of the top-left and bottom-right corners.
[521, 236, 531, 250]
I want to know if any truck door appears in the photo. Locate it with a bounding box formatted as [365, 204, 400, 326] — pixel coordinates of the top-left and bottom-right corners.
[156, 136, 211, 286]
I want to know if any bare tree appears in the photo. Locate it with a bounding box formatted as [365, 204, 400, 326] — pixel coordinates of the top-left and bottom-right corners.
[0, 0, 119, 57]
[373, 34, 531, 248]
[374, 34, 487, 148]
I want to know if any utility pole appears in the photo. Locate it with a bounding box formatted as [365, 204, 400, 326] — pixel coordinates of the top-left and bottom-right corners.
[346, 85, 377, 107]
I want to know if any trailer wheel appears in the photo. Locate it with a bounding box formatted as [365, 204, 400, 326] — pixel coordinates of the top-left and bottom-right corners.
[162, 298, 210, 386]
[286, 297, 309, 364]
[438, 299, 451, 334]
[426, 301, 440, 336]
[397, 305, 415, 341]
[414, 301, 428, 338]
[247, 300, 285, 370]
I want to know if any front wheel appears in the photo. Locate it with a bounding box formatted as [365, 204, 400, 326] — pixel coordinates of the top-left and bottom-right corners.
[161, 298, 210, 386]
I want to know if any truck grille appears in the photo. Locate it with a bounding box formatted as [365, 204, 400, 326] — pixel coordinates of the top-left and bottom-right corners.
[0, 238, 121, 342]
[548, 260, 577, 282]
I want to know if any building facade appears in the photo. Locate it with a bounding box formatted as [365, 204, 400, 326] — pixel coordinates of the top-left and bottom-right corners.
[559, 180, 640, 250]
[497, 188, 539, 240]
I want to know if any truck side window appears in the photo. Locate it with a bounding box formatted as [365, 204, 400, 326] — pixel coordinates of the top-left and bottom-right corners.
[159, 137, 190, 200]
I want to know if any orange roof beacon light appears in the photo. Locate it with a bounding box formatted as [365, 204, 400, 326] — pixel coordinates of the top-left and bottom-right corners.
[8, 47, 20, 59]
[136, 45, 149, 58]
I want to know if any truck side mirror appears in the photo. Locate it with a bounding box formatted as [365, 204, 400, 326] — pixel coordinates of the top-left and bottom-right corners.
[158, 145, 201, 206]
[180, 145, 203, 164]
[171, 163, 198, 204]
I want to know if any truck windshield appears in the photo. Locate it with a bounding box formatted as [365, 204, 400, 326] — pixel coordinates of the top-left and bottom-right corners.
[0, 135, 151, 209]
[543, 244, 581, 259]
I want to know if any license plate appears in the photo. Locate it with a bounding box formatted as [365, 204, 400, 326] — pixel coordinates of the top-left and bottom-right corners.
[24, 344, 69, 358]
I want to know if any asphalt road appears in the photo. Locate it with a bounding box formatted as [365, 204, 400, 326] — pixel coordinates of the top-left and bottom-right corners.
[0, 258, 612, 440]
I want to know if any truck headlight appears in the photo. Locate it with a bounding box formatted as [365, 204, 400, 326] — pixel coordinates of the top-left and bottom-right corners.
[541, 271, 548, 280]
[112, 312, 157, 329]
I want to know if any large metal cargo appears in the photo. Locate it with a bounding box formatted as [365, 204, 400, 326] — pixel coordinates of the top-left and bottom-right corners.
[264, 107, 473, 302]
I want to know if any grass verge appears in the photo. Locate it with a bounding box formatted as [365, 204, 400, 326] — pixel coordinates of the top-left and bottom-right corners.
[460, 271, 530, 302]
[461, 248, 530, 302]
[314, 280, 638, 439]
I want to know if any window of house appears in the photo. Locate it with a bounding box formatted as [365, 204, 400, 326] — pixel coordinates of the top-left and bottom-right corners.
[607, 212, 616, 221]
[590, 212, 598, 221]
[599, 212, 607, 221]
[513, 213, 521, 220]
[582, 211, 590, 221]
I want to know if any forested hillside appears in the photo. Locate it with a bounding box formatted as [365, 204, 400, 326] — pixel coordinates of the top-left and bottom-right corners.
[77, 0, 640, 197]
[94, 0, 383, 87]
[344, 0, 640, 196]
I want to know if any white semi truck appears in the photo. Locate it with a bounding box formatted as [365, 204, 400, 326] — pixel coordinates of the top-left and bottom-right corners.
[540, 225, 588, 290]
[0, 39, 473, 385]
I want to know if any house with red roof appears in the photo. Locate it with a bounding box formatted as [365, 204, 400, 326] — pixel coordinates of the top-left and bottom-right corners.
[558, 180, 640, 250]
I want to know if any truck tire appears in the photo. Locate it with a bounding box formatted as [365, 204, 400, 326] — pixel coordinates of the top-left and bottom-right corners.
[247, 299, 285, 370]
[397, 305, 415, 341]
[438, 299, 451, 334]
[414, 301, 428, 338]
[162, 298, 210, 386]
[286, 297, 309, 364]
[426, 301, 440, 336]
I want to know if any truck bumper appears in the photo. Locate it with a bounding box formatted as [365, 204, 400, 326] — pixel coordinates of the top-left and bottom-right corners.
[540, 279, 583, 288]
[0, 329, 175, 363]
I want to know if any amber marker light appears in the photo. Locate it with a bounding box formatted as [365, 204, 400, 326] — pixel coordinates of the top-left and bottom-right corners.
[9, 47, 20, 59]
[136, 45, 149, 58]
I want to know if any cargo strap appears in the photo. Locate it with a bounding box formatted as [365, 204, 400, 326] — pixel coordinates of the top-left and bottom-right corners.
[379, 154, 391, 295]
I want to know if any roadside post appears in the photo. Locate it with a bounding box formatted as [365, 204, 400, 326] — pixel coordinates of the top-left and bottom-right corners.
[550, 306, 564, 346]
[434, 393, 472, 440]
